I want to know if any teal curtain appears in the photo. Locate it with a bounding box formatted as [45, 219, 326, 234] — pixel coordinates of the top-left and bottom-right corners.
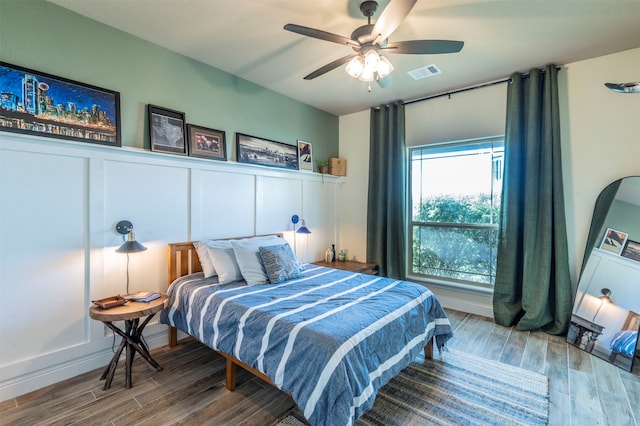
[493, 65, 572, 335]
[367, 101, 406, 279]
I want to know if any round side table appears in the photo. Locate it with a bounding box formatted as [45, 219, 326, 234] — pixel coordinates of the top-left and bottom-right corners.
[90, 294, 168, 390]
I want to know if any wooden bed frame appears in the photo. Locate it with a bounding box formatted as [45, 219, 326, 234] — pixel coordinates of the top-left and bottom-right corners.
[608, 310, 640, 367]
[166, 240, 434, 392]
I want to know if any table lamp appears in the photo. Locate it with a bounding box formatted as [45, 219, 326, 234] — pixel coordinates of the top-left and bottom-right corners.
[592, 288, 613, 322]
[291, 215, 311, 261]
[115, 220, 147, 295]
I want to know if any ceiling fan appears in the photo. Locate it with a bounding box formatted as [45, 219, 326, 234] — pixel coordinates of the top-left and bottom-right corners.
[283, 0, 464, 85]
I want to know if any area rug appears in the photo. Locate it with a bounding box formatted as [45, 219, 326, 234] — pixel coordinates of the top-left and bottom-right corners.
[275, 350, 549, 426]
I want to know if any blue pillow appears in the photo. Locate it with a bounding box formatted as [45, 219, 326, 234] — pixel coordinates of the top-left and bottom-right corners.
[610, 330, 638, 356]
[258, 243, 303, 284]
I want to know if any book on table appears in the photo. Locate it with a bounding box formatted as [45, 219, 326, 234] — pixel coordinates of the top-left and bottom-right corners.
[124, 291, 161, 302]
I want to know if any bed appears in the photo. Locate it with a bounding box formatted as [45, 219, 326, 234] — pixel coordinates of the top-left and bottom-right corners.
[160, 236, 454, 426]
[609, 310, 640, 370]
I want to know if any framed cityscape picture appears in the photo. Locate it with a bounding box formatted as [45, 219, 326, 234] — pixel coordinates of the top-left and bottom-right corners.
[0, 61, 121, 146]
[236, 133, 298, 170]
[621, 240, 640, 262]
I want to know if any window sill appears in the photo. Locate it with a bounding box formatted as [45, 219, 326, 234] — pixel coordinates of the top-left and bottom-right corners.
[406, 274, 494, 296]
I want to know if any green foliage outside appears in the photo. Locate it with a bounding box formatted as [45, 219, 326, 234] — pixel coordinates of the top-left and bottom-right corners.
[414, 193, 500, 224]
[412, 193, 500, 284]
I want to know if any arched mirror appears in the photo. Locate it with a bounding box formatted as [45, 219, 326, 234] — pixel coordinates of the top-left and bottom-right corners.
[567, 176, 640, 372]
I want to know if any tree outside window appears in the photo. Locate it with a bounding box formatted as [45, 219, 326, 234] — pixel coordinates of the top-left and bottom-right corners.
[409, 138, 503, 287]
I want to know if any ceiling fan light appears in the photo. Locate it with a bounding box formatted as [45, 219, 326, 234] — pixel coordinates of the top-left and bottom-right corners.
[359, 66, 375, 82]
[363, 50, 380, 69]
[345, 56, 364, 78]
[376, 55, 394, 79]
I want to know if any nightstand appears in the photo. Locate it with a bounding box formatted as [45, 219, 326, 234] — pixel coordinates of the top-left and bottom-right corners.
[313, 260, 378, 275]
[90, 294, 168, 390]
[568, 314, 605, 353]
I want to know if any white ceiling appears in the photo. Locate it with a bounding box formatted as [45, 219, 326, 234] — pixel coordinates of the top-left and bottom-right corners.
[48, 0, 640, 116]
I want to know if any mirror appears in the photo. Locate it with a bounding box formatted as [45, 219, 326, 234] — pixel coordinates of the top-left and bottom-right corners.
[567, 176, 640, 371]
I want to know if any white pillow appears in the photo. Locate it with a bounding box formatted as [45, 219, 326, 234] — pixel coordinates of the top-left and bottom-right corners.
[205, 240, 243, 284]
[230, 235, 285, 285]
[193, 240, 217, 278]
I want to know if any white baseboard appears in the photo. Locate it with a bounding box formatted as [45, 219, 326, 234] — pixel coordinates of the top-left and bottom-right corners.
[437, 294, 495, 319]
[406, 275, 495, 319]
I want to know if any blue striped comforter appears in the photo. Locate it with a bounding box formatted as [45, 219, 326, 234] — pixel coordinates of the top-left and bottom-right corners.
[160, 264, 453, 426]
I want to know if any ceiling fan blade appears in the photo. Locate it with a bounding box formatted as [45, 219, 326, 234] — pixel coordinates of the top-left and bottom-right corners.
[284, 24, 359, 47]
[382, 40, 464, 54]
[377, 75, 392, 89]
[303, 55, 358, 80]
[371, 0, 417, 44]
[605, 82, 640, 93]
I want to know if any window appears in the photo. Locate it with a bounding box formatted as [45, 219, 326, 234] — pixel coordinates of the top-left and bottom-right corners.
[409, 137, 504, 288]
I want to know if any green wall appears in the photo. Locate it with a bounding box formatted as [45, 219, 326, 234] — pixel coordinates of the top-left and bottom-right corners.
[603, 199, 640, 244]
[0, 0, 338, 162]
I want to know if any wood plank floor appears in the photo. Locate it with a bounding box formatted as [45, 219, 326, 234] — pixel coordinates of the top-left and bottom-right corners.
[1, 310, 638, 425]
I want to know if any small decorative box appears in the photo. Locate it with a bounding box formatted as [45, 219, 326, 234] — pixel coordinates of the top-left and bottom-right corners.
[92, 295, 127, 309]
[329, 157, 346, 176]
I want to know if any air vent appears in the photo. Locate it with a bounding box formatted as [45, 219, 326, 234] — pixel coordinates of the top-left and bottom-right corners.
[407, 64, 442, 80]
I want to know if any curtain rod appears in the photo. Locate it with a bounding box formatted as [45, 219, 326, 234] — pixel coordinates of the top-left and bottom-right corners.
[403, 78, 509, 106]
[400, 66, 561, 107]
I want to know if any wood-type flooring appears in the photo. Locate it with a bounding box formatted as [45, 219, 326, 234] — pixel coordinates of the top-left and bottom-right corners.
[1, 310, 638, 425]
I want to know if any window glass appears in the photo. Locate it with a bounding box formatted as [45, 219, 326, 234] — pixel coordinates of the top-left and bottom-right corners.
[409, 138, 503, 287]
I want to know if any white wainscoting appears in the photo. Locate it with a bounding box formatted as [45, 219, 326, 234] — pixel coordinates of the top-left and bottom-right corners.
[0, 132, 340, 400]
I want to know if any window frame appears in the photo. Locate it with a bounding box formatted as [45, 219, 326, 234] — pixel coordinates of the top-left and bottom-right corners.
[406, 136, 504, 292]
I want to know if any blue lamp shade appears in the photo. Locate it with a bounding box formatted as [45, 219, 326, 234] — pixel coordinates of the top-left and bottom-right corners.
[297, 219, 311, 234]
[291, 215, 311, 234]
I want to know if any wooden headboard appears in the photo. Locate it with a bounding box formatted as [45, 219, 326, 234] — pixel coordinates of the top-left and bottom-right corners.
[166, 242, 199, 347]
[621, 310, 640, 331]
[166, 234, 283, 347]
[167, 242, 201, 288]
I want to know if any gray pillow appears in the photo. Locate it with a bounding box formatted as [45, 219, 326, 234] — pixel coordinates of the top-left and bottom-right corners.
[258, 243, 303, 284]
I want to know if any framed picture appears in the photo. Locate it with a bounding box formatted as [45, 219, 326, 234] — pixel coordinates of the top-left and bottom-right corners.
[621, 240, 640, 262]
[236, 133, 298, 170]
[148, 104, 187, 155]
[187, 124, 226, 161]
[297, 140, 313, 171]
[0, 61, 121, 146]
[599, 228, 629, 255]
